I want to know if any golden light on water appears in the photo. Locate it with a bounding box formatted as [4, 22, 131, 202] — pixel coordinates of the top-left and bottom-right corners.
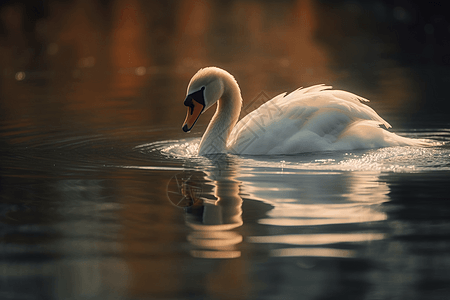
[259, 207, 387, 226]
[248, 233, 386, 246]
[271, 248, 356, 258]
[260, 201, 388, 227]
[187, 231, 243, 249]
[190, 249, 241, 259]
[185, 223, 243, 259]
[249, 233, 385, 258]
[188, 230, 243, 259]
[182, 167, 244, 259]
[240, 170, 389, 258]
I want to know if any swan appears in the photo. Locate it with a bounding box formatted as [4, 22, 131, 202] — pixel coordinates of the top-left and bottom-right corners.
[182, 67, 428, 155]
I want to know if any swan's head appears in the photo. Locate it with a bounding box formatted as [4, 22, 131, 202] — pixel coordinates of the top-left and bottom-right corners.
[182, 67, 226, 132]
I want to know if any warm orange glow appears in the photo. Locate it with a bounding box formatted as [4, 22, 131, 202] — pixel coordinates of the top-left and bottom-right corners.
[174, 0, 211, 68]
[190, 249, 241, 259]
[110, 0, 149, 97]
[55, 0, 101, 60]
[280, 0, 333, 85]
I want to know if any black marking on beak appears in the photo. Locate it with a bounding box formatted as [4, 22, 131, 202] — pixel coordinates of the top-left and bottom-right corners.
[182, 87, 206, 132]
[184, 86, 206, 110]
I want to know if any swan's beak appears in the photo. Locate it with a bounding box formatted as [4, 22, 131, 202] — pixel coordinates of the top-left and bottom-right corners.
[182, 99, 204, 132]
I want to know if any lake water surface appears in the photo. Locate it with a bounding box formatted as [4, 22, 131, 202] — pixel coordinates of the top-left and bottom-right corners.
[1, 1, 450, 299]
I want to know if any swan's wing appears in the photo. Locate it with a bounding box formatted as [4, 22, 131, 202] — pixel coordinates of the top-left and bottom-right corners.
[228, 85, 394, 154]
[277, 87, 391, 128]
[268, 84, 331, 106]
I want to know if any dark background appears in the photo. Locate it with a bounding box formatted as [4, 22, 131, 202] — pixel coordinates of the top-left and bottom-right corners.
[1, 0, 450, 137]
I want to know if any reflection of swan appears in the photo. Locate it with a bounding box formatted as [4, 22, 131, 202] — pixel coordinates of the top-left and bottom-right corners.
[181, 158, 244, 259]
[182, 67, 428, 155]
[241, 170, 389, 258]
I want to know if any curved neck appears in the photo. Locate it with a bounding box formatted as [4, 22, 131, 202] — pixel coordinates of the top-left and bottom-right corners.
[198, 77, 242, 155]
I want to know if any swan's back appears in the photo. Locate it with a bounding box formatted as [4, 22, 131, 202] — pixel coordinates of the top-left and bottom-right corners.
[228, 85, 425, 154]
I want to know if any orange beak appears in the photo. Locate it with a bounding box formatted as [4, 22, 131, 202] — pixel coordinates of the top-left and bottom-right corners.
[182, 99, 204, 132]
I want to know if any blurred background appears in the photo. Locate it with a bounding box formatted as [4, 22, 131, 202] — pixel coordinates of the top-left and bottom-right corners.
[1, 0, 450, 137]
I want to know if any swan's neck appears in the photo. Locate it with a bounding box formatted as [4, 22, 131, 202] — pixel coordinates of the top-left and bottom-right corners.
[198, 80, 242, 155]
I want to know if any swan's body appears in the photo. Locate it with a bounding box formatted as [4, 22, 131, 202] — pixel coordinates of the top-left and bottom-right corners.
[182, 67, 428, 156]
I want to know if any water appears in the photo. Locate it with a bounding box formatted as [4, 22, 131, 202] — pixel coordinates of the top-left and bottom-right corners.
[2, 123, 449, 299]
[1, 1, 450, 299]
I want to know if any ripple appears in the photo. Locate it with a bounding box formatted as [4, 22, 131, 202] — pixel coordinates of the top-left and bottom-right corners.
[1, 126, 185, 177]
[136, 131, 450, 173]
[3, 125, 449, 180]
[336, 145, 450, 172]
[135, 138, 201, 160]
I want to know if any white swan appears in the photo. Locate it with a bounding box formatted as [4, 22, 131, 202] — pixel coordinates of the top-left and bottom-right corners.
[182, 67, 428, 155]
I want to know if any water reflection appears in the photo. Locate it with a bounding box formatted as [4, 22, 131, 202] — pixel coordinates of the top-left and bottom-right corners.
[170, 155, 391, 261]
[169, 157, 244, 259]
[240, 169, 389, 258]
